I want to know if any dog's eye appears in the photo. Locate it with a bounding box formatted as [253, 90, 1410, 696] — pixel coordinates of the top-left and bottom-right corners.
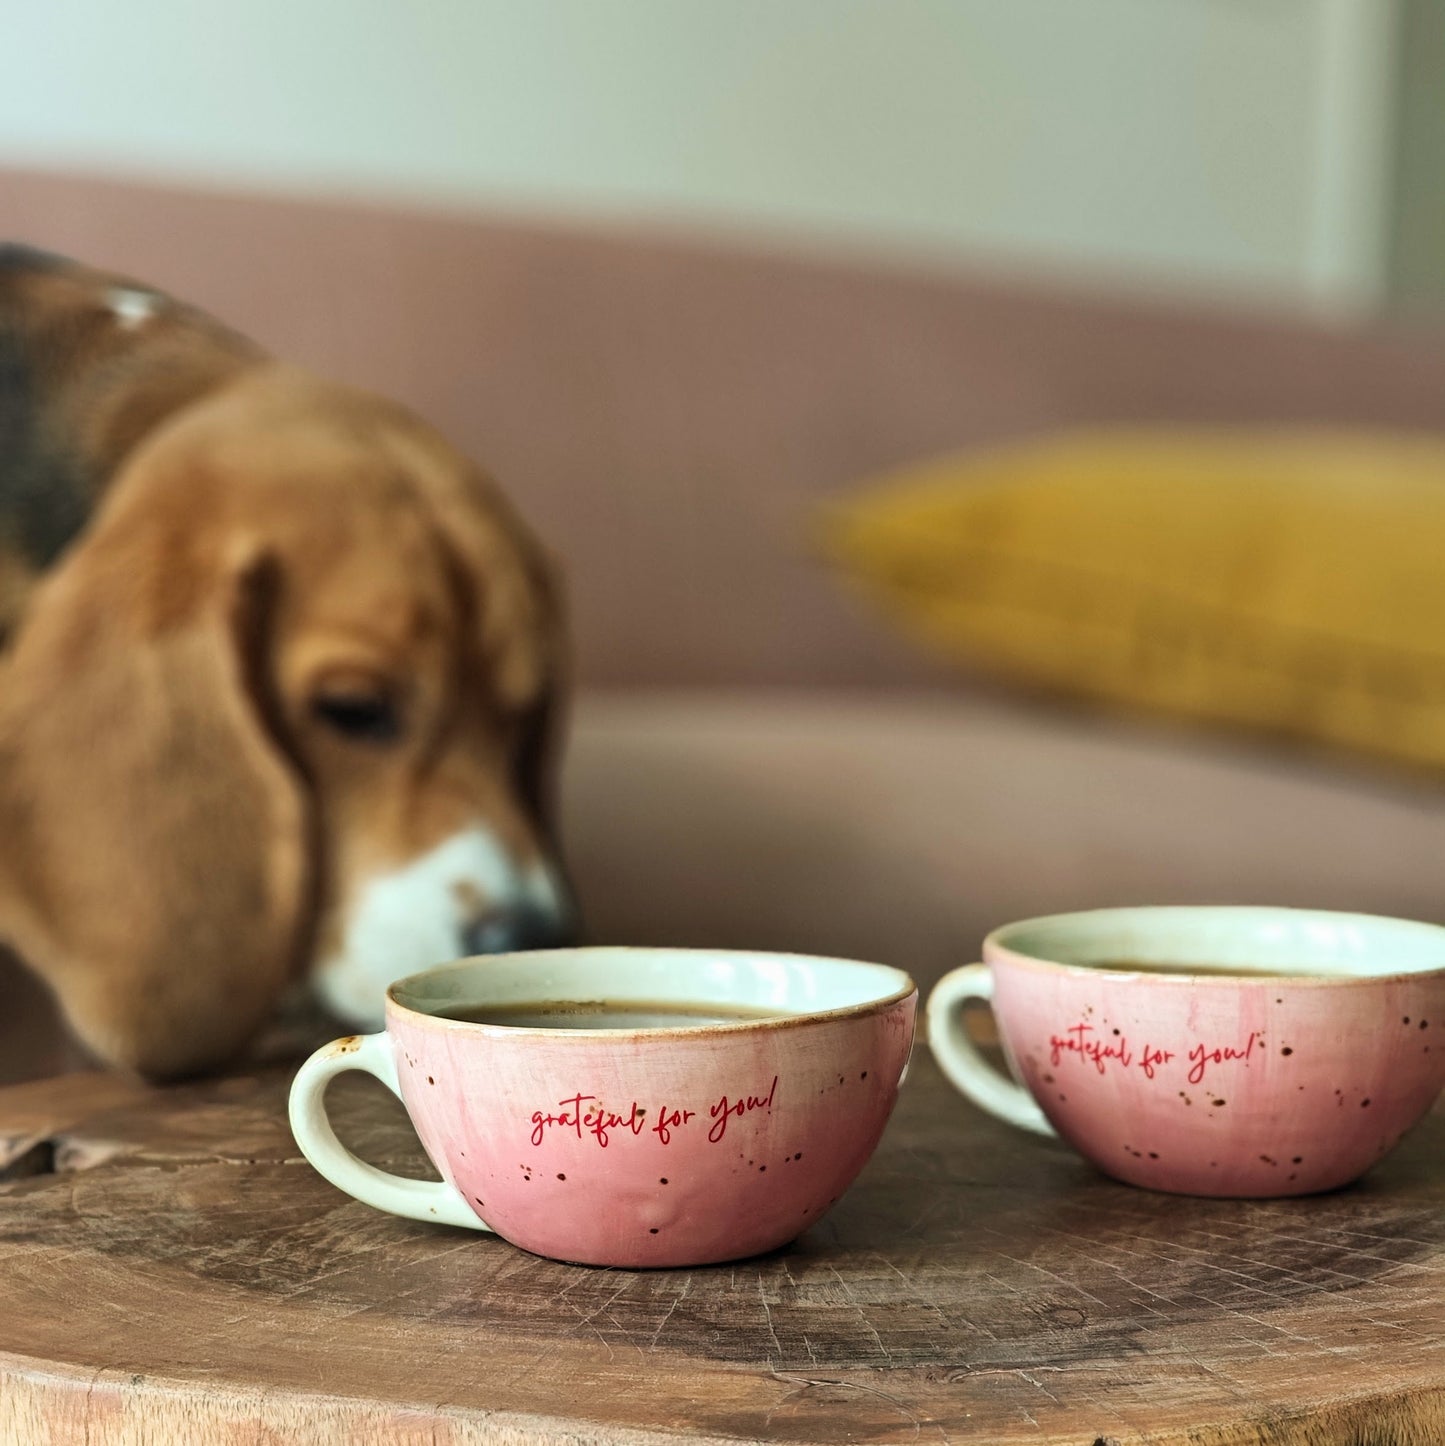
[311, 691, 401, 745]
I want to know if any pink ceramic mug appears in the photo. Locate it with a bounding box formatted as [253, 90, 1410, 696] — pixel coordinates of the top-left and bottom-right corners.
[290, 947, 916, 1267]
[927, 906, 1445, 1197]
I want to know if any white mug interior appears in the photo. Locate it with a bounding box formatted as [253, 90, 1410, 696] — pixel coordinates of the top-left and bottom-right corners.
[389, 947, 916, 1030]
[990, 906, 1445, 980]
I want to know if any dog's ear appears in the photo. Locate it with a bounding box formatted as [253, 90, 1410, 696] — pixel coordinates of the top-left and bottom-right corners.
[438, 472, 571, 834]
[401, 453, 564, 711]
[0, 537, 315, 1080]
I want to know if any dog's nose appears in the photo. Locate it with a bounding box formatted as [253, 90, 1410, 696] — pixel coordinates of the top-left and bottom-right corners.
[461, 903, 575, 957]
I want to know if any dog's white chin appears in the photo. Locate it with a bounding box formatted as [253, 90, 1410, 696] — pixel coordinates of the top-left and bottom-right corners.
[311, 826, 565, 1029]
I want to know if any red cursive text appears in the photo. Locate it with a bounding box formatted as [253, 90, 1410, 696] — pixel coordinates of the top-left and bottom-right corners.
[651, 1104, 697, 1145]
[707, 1076, 779, 1143]
[530, 1093, 647, 1148]
[1187, 1031, 1261, 1086]
[1050, 1023, 1132, 1075]
[1138, 1044, 1175, 1080]
[528, 1078, 783, 1149]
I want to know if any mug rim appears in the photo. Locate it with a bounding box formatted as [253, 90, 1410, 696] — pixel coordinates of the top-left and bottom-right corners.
[384, 945, 918, 1039]
[983, 904, 1445, 986]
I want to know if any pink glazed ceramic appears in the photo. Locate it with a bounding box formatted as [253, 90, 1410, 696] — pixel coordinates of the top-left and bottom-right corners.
[926, 907, 1445, 1197]
[290, 948, 916, 1267]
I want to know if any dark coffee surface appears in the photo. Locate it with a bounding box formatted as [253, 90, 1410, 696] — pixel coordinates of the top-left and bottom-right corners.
[438, 999, 785, 1029]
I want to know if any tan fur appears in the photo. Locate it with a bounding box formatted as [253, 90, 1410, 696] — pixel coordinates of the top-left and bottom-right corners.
[0, 265, 568, 1080]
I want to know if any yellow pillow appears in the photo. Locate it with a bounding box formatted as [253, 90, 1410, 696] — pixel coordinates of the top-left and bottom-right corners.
[821, 429, 1445, 774]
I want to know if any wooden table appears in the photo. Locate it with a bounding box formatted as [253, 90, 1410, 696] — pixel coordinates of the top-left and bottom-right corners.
[0, 1054, 1441, 1445]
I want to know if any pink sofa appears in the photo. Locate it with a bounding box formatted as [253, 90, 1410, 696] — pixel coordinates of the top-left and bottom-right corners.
[4, 168, 1444, 1084]
[568, 688, 1445, 991]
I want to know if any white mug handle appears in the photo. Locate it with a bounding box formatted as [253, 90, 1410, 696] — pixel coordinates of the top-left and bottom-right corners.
[288, 1032, 490, 1231]
[926, 964, 1054, 1136]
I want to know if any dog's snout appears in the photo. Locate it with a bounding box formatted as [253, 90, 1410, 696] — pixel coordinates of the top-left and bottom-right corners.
[462, 903, 574, 957]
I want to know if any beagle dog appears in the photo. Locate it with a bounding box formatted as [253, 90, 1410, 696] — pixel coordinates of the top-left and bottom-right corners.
[0, 246, 574, 1079]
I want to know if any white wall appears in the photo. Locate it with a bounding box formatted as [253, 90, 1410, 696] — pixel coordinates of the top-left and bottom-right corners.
[0, 0, 1400, 313]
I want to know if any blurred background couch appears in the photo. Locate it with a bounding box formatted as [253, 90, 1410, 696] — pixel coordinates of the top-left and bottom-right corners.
[4, 0, 1445, 1083]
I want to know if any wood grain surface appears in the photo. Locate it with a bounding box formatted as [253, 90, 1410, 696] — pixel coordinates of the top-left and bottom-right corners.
[0, 1054, 1440, 1445]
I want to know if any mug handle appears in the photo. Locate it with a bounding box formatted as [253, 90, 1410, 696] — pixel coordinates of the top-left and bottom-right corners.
[288, 1032, 491, 1231]
[926, 964, 1055, 1137]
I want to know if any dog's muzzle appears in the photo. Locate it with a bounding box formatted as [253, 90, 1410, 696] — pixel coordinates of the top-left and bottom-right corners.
[313, 825, 578, 1027]
[461, 901, 575, 957]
